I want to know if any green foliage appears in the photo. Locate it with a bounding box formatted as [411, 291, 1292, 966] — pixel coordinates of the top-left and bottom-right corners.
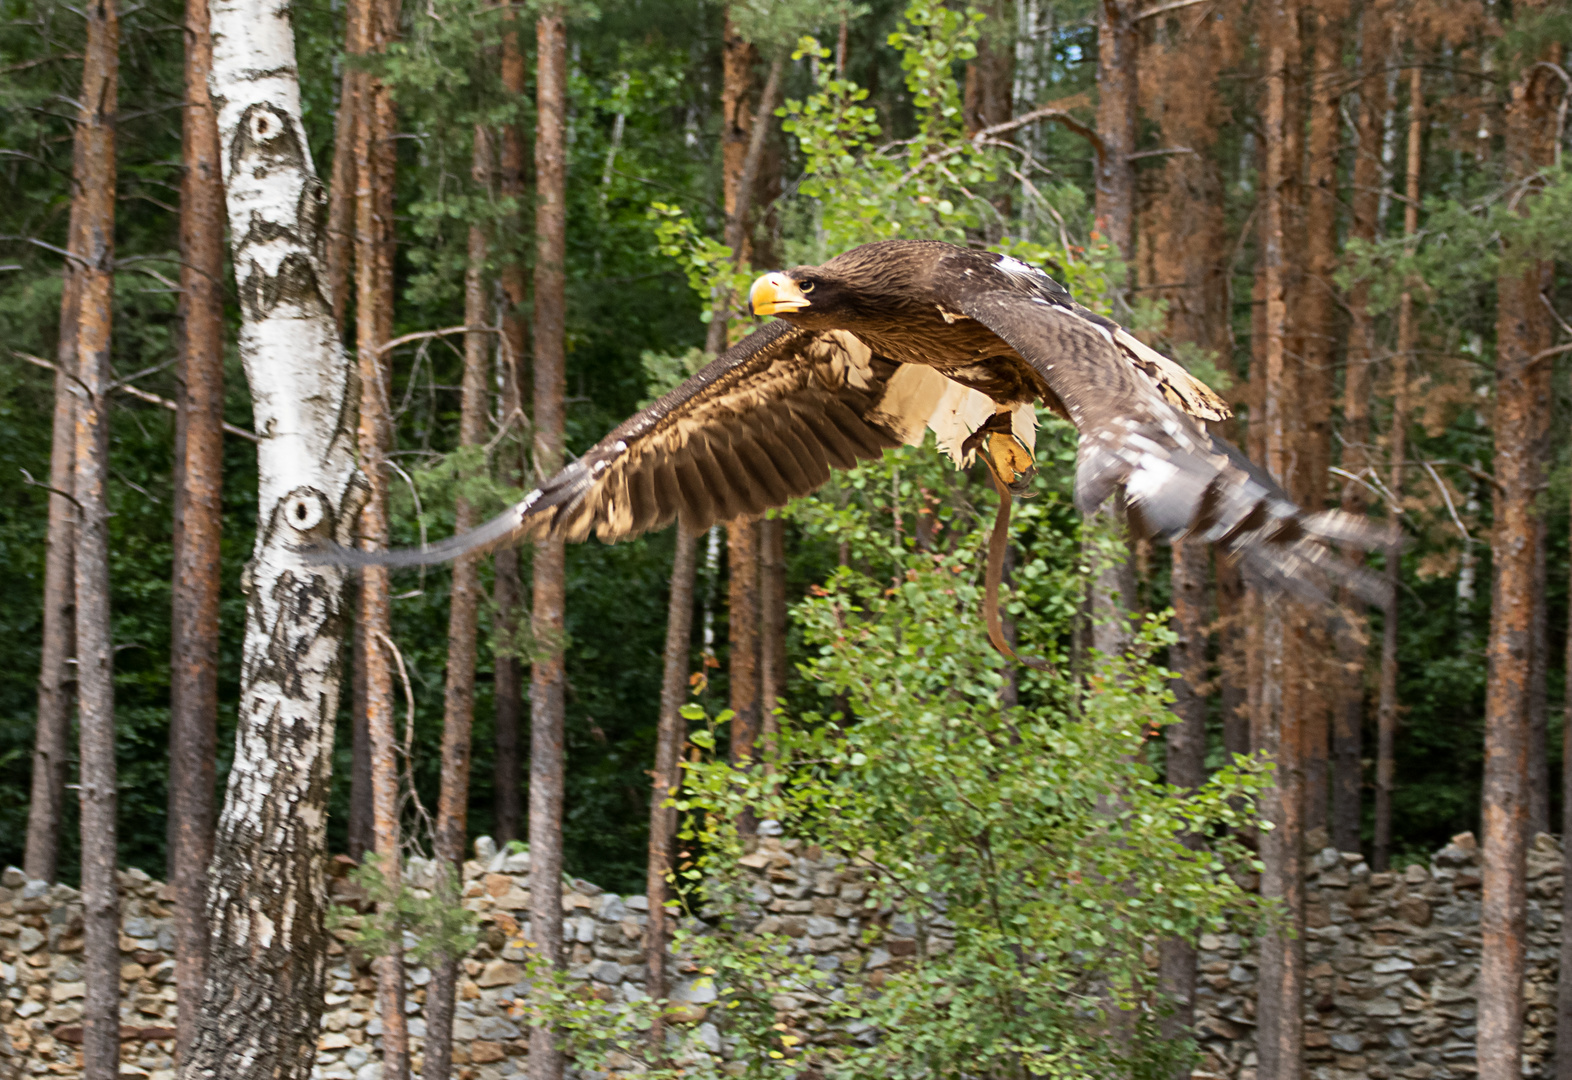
[665, 523, 1268, 1079]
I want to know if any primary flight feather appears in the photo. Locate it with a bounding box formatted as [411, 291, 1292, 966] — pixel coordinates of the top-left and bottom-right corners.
[313, 239, 1392, 603]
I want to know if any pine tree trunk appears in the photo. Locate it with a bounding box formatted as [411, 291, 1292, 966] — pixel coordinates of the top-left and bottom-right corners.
[25, 192, 83, 886]
[493, 0, 529, 846]
[351, 0, 407, 1060]
[71, 1, 120, 1073]
[963, 0, 1013, 135]
[325, 56, 357, 338]
[424, 127, 494, 1080]
[1332, 6, 1389, 856]
[1526, 485, 1550, 838]
[1478, 60, 1556, 1080]
[1094, 0, 1135, 262]
[186, 0, 363, 1068]
[1297, 7, 1342, 841]
[529, 13, 569, 1080]
[169, 0, 225, 1059]
[1373, 58, 1421, 873]
[1159, 537, 1207, 1056]
[728, 518, 761, 769]
[348, 626, 373, 861]
[1557, 468, 1572, 1080]
[1254, 2, 1303, 1074]
[759, 514, 786, 756]
[646, 519, 698, 1057]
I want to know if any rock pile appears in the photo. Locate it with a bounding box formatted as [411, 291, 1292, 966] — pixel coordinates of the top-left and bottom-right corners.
[1, 831, 1564, 1079]
[1191, 830, 1563, 1080]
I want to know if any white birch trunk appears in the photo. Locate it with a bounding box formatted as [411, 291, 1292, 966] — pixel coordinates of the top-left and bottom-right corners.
[184, 0, 363, 1073]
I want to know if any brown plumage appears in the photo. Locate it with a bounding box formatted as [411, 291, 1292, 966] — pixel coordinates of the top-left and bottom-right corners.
[311, 240, 1392, 603]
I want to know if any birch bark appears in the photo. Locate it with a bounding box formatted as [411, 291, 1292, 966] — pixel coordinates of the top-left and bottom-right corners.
[186, 0, 362, 1071]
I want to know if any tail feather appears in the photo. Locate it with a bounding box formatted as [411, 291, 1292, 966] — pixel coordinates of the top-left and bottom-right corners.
[1097, 426, 1397, 609]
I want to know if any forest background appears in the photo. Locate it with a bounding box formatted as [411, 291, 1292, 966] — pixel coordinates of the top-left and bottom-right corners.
[6, 0, 1566, 893]
[1, 0, 1571, 1072]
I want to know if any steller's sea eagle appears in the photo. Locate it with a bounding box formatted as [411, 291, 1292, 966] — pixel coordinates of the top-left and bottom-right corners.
[314, 239, 1390, 604]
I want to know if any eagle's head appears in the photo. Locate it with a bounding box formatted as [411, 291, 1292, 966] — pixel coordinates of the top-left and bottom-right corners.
[748, 268, 857, 329]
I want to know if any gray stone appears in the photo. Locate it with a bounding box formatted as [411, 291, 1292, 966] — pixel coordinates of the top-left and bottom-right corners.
[474, 836, 498, 863]
[16, 927, 44, 953]
[20, 880, 48, 901]
[355, 1064, 383, 1080]
[1329, 1033, 1363, 1052]
[676, 976, 718, 1004]
[697, 1022, 722, 1052]
[476, 1015, 522, 1040]
[406, 1018, 426, 1038]
[590, 960, 623, 984]
[806, 916, 839, 937]
[598, 894, 628, 921]
[0, 867, 24, 889]
[757, 819, 783, 837]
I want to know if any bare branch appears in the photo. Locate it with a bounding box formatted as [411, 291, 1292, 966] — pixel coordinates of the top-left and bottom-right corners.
[1133, 0, 1213, 22]
[375, 323, 497, 356]
[10, 350, 259, 442]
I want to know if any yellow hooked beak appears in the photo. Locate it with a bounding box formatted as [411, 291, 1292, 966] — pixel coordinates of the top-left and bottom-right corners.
[749, 272, 811, 316]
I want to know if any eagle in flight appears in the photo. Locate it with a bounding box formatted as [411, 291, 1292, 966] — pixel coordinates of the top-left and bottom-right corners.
[320, 239, 1388, 602]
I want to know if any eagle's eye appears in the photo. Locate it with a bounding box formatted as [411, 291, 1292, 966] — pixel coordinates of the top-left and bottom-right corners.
[799, 280, 816, 294]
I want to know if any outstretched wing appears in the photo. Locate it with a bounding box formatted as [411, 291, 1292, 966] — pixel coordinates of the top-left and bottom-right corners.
[945, 252, 1395, 602]
[314, 322, 910, 568]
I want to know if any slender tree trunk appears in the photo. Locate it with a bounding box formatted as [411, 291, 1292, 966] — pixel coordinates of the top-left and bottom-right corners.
[759, 514, 786, 756]
[529, 13, 569, 1080]
[1478, 60, 1556, 1080]
[25, 198, 83, 887]
[1297, 5, 1342, 840]
[169, 0, 225, 1059]
[707, 39, 784, 356]
[351, 0, 407, 1061]
[1159, 538, 1207, 1055]
[1094, 0, 1135, 263]
[348, 627, 373, 860]
[326, 57, 357, 338]
[492, 0, 528, 845]
[728, 519, 761, 769]
[70, 2, 120, 1073]
[1526, 483, 1550, 838]
[1557, 463, 1572, 1080]
[1090, 0, 1137, 658]
[1332, 6, 1389, 856]
[424, 127, 494, 1080]
[187, 0, 363, 1068]
[646, 519, 698, 1056]
[963, 0, 1013, 136]
[1255, 2, 1303, 1075]
[1373, 59, 1421, 873]
[1216, 559, 1250, 761]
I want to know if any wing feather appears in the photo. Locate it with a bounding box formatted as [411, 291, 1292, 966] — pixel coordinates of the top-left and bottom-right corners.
[310, 322, 905, 567]
[950, 278, 1396, 604]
